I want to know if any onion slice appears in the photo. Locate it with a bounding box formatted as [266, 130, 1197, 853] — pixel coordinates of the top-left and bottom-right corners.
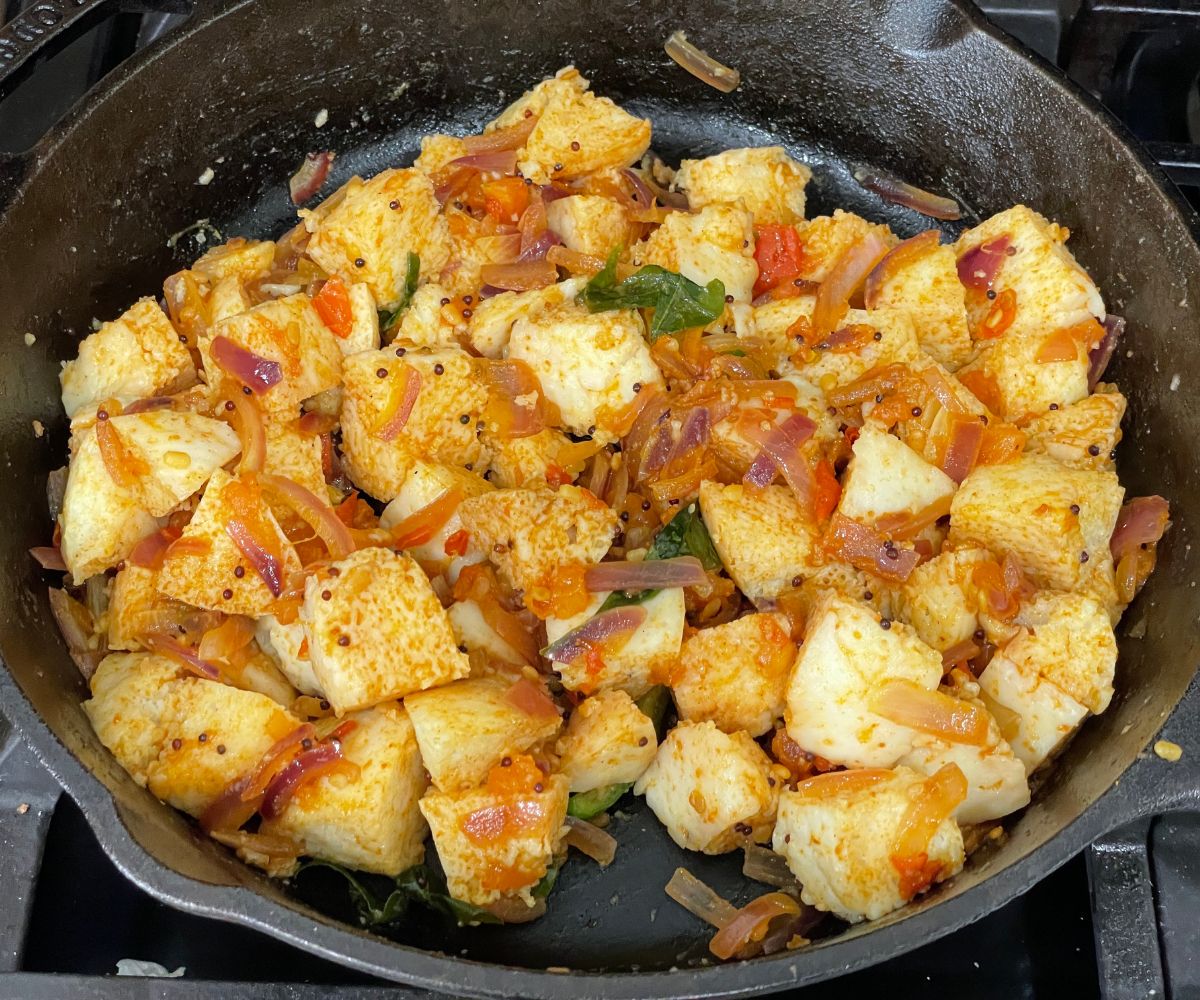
[1110, 495, 1170, 564]
[30, 546, 68, 571]
[871, 680, 991, 746]
[289, 151, 335, 205]
[259, 473, 355, 559]
[793, 768, 893, 798]
[742, 844, 799, 890]
[229, 391, 266, 473]
[812, 233, 890, 339]
[542, 605, 647, 663]
[708, 892, 801, 961]
[741, 412, 818, 510]
[260, 742, 347, 820]
[1088, 314, 1125, 390]
[210, 336, 283, 395]
[48, 588, 106, 680]
[198, 775, 260, 835]
[479, 260, 558, 291]
[226, 518, 284, 597]
[664, 866, 739, 929]
[890, 763, 967, 887]
[824, 512, 920, 582]
[563, 814, 618, 867]
[863, 230, 941, 309]
[505, 677, 560, 721]
[448, 149, 518, 175]
[853, 166, 961, 221]
[584, 556, 707, 592]
[388, 487, 464, 549]
[463, 116, 538, 155]
[664, 30, 740, 92]
[142, 633, 221, 679]
[956, 236, 1011, 291]
[374, 367, 423, 442]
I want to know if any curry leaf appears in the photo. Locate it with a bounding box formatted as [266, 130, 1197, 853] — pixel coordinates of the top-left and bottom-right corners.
[579, 249, 725, 338]
[382, 251, 421, 333]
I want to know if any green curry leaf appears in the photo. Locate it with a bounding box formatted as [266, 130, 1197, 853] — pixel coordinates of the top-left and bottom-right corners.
[579, 249, 725, 338]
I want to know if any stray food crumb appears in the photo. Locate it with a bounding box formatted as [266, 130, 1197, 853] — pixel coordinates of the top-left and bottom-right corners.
[546, 966, 570, 974]
[314, 108, 329, 128]
[197, 167, 215, 186]
[1154, 739, 1182, 762]
[32, 420, 44, 438]
[16, 802, 29, 815]
[1170, 373, 1181, 391]
[23, 333, 35, 346]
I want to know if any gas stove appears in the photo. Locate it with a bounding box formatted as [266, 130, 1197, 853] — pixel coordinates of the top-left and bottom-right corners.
[0, 2, 1197, 998]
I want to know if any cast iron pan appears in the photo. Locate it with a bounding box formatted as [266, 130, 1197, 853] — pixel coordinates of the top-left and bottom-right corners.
[1, 0, 1199, 995]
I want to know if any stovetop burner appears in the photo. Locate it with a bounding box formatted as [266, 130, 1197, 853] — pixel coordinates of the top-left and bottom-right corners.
[0, 2, 1197, 998]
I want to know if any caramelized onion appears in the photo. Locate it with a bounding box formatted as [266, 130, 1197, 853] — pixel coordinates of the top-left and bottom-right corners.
[48, 587, 105, 680]
[940, 416, 985, 484]
[123, 395, 174, 414]
[463, 116, 538, 155]
[259, 473, 354, 560]
[740, 412, 818, 510]
[505, 677, 560, 721]
[448, 150, 518, 175]
[793, 768, 893, 798]
[664, 30, 740, 92]
[229, 391, 266, 473]
[374, 367, 422, 442]
[260, 742, 346, 820]
[30, 546, 67, 571]
[389, 487, 464, 549]
[812, 232, 890, 339]
[584, 556, 707, 592]
[543, 605, 647, 663]
[853, 167, 961, 221]
[941, 638, 982, 669]
[1088, 315, 1125, 390]
[871, 680, 990, 746]
[142, 633, 221, 679]
[709, 892, 801, 961]
[95, 415, 149, 489]
[479, 259, 558, 291]
[289, 151, 335, 205]
[198, 775, 260, 834]
[742, 844, 799, 890]
[824, 512, 920, 582]
[890, 763, 967, 884]
[863, 230, 941, 309]
[226, 518, 284, 597]
[210, 336, 283, 395]
[483, 360, 547, 439]
[563, 814, 618, 866]
[664, 866, 739, 929]
[1110, 495, 1170, 564]
[956, 236, 1010, 291]
[128, 526, 183, 571]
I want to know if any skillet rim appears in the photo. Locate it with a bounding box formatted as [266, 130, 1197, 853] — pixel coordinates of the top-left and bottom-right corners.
[2, 0, 1199, 996]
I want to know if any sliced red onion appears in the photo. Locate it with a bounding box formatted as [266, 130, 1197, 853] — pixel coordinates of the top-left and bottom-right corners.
[259, 742, 343, 820]
[479, 284, 506, 299]
[478, 260, 558, 291]
[259, 473, 355, 559]
[540, 183, 572, 204]
[826, 513, 920, 582]
[743, 451, 777, 489]
[1088, 314, 1125, 390]
[642, 420, 675, 478]
[812, 232, 890, 338]
[664, 30, 740, 93]
[853, 166, 961, 221]
[505, 677, 560, 721]
[448, 150, 518, 175]
[863, 230, 941, 309]
[621, 168, 657, 212]
[517, 229, 563, 263]
[225, 518, 284, 597]
[48, 588, 105, 680]
[741, 412, 817, 509]
[1110, 495, 1170, 563]
[123, 396, 175, 415]
[377, 369, 423, 442]
[956, 236, 1011, 291]
[665, 407, 710, 467]
[210, 336, 283, 395]
[563, 814, 618, 866]
[463, 116, 537, 155]
[941, 419, 984, 484]
[30, 546, 67, 571]
[585, 556, 707, 592]
[143, 633, 221, 679]
[289, 151, 335, 205]
[543, 606, 648, 663]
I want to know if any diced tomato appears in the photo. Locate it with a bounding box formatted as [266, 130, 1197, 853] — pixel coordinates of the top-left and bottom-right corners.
[312, 276, 353, 338]
[1035, 320, 1096, 363]
[977, 422, 1026, 466]
[545, 462, 573, 487]
[482, 176, 530, 222]
[976, 287, 1017, 340]
[958, 369, 1004, 415]
[811, 459, 841, 522]
[526, 562, 591, 620]
[443, 528, 470, 557]
[891, 852, 944, 900]
[752, 224, 808, 297]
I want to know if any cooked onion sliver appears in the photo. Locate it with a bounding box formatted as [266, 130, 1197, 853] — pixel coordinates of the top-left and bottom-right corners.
[940, 416, 984, 484]
[260, 742, 350, 820]
[143, 633, 221, 679]
[546, 244, 608, 276]
[374, 367, 422, 442]
[792, 768, 893, 798]
[871, 680, 991, 746]
[863, 230, 942, 309]
[30, 546, 67, 571]
[463, 116, 538, 155]
[448, 149, 519, 175]
[742, 844, 799, 890]
[812, 232, 890, 340]
[956, 236, 1010, 291]
[504, 677, 560, 721]
[48, 588, 105, 680]
[228, 391, 266, 473]
[824, 513, 921, 582]
[708, 891, 801, 961]
[289, 151, 335, 205]
[874, 494, 953, 541]
[389, 487, 464, 549]
[198, 615, 256, 662]
[584, 556, 707, 592]
[226, 517, 284, 597]
[210, 336, 284, 395]
[123, 395, 174, 414]
[740, 412, 817, 510]
[95, 416, 149, 489]
[664, 866, 739, 929]
[479, 259, 558, 291]
[853, 166, 961, 221]
[259, 473, 355, 560]
[563, 815, 618, 867]
[1089, 315, 1125, 390]
[891, 762, 967, 864]
[542, 605, 647, 663]
[198, 774, 260, 834]
[941, 638, 982, 669]
[240, 723, 317, 800]
[664, 30, 740, 93]
[1110, 495, 1170, 564]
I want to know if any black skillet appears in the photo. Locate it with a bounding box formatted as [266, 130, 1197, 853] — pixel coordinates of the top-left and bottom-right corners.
[1, 0, 1199, 995]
